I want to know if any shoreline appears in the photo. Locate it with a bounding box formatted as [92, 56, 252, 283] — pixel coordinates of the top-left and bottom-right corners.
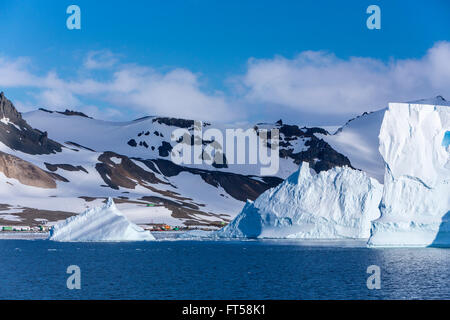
[0, 232, 49, 240]
[0, 232, 369, 246]
[0, 231, 188, 240]
[1, 233, 446, 248]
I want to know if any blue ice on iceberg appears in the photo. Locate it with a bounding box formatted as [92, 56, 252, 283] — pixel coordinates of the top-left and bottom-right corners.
[442, 131, 450, 147]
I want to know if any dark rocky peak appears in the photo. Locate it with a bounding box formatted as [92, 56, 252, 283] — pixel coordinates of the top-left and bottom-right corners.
[152, 117, 195, 129]
[334, 111, 375, 135]
[38, 107, 92, 118]
[254, 120, 329, 138]
[151, 116, 210, 129]
[57, 109, 92, 118]
[249, 119, 351, 173]
[0, 92, 63, 155]
[133, 115, 153, 122]
[278, 123, 304, 137]
[0, 92, 23, 124]
[408, 95, 450, 106]
[38, 108, 54, 113]
[301, 127, 329, 136]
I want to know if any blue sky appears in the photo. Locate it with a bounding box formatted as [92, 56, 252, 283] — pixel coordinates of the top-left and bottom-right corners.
[1, 0, 449, 125]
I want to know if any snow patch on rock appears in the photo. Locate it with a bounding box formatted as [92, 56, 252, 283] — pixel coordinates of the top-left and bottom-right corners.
[216, 162, 382, 239]
[49, 198, 155, 241]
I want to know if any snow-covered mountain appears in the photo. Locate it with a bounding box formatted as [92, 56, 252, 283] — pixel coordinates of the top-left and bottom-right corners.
[216, 162, 382, 239]
[2, 89, 447, 239]
[0, 91, 351, 229]
[323, 109, 387, 183]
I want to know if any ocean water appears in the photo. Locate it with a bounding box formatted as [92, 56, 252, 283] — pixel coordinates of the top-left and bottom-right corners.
[0, 240, 448, 300]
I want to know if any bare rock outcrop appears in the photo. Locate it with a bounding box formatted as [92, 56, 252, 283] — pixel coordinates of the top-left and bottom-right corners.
[0, 92, 62, 155]
[0, 151, 58, 188]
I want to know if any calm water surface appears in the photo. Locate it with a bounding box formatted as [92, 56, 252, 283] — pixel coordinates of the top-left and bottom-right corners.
[0, 240, 448, 299]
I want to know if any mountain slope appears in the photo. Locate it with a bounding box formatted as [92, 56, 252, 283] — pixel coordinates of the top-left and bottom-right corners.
[23, 110, 351, 178]
[0, 92, 346, 228]
[0, 91, 374, 229]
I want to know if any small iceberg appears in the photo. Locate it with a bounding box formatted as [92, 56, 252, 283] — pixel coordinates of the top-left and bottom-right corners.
[48, 198, 155, 242]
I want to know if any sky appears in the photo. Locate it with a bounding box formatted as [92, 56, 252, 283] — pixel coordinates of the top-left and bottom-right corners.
[0, 0, 449, 125]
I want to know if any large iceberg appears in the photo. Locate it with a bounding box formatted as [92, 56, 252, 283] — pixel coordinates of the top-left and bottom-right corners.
[216, 162, 382, 239]
[49, 198, 155, 241]
[368, 102, 450, 247]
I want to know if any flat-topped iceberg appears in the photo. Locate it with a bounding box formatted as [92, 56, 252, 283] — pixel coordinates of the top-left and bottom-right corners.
[216, 162, 382, 239]
[49, 198, 155, 241]
[368, 102, 450, 247]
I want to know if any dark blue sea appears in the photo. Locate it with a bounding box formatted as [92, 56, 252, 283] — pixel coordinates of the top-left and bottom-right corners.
[0, 240, 448, 299]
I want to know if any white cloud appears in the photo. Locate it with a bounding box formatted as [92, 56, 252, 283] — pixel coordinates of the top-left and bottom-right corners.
[0, 57, 38, 87]
[104, 67, 232, 121]
[83, 50, 119, 70]
[242, 41, 450, 114]
[74, 105, 125, 120]
[36, 89, 80, 108]
[1, 42, 449, 122]
[0, 55, 233, 121]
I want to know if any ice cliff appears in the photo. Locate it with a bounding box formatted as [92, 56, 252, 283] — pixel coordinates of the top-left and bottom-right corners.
[368, 102, 450, 247]
[216, 162, 382, 239]
[49, 198, 155, 241]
